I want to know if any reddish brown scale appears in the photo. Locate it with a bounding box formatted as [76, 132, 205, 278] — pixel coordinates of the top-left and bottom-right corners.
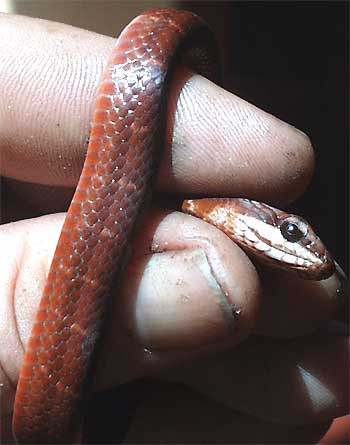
[13, 8, 219, 444]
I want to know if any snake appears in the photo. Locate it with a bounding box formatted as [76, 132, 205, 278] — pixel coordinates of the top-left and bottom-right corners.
[11, 8, 335, 444]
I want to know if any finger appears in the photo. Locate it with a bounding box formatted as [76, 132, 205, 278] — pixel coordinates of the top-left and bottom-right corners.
[0, 14, 112, 187]
[0, 14, 314, 205]
[172, 335, 349, 425]
[162, 67, 314, 204]
[320, 416, 350, 444]
[124, 381, 331, 444]
[254, 265, 347, 337]
[94, 209, 261, 389]
[0, 210, 260, 405]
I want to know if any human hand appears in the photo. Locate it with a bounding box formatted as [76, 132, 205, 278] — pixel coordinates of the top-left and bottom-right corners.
[0, 13, 348, 444]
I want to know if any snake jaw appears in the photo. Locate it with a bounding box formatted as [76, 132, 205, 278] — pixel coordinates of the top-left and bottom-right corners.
[182, 198, 335, 280]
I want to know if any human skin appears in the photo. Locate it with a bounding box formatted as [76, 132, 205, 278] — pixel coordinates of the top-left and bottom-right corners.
[0, 13, 348, 444]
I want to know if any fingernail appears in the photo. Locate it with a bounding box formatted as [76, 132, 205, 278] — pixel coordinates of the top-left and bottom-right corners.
[120, 248, 238, 350]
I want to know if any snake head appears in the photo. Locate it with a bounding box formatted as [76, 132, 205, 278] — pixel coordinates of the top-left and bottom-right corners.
[182, 198, 335, 280]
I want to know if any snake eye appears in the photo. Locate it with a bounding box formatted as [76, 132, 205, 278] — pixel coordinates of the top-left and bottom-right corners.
[280, 219, 306, 242]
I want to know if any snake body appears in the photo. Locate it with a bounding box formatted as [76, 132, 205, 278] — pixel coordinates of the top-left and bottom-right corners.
[12, 9, 334, 444]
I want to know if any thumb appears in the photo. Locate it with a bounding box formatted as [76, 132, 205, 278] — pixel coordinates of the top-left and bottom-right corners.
[0, 209, 261, 405]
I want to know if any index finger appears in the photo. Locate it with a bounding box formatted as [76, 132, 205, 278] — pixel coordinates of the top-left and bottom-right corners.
[0, 13, 314, 205]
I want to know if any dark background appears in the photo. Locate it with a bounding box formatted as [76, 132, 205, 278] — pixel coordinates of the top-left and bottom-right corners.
[179, 1, 349, 274]
[85, 2, 349, 443]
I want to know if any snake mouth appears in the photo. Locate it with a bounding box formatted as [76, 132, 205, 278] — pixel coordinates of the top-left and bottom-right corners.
[242, 239, 334, 280]
[182, 198, 335, 281]
[234, 215, 335, 280]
